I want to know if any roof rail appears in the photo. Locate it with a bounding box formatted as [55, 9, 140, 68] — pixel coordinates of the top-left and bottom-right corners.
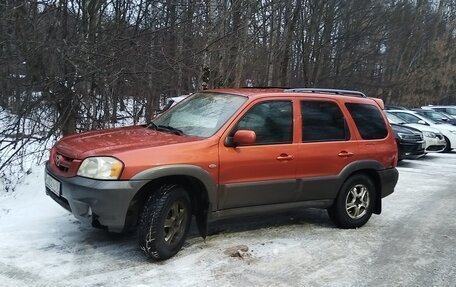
[241, 86, 288, 89]
[284, 88, 367, 98]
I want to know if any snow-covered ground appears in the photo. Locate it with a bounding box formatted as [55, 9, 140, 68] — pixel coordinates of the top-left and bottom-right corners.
[0, 153, 455, 286]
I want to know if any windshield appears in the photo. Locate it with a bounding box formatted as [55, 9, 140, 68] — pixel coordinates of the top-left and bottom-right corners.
[386, 112, 406, 124]
[154, 92, 247, 137]
[419, 111, 446, 123]
[445, 108, 456, 116]
[393, 111, 437, 124]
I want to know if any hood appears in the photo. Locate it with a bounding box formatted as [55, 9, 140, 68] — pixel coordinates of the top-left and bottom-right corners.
[54, 125, 202, 159]
[403, 123, 440, 133]
[391, 124, 421, 135]
[430, 122, 456, 132]
[391, 124, 423, 142]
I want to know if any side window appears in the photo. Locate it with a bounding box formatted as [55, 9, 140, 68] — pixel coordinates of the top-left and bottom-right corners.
[345, 103, 388, 140]
[233, 100, 293, 145]
[301, 101, 349, 142]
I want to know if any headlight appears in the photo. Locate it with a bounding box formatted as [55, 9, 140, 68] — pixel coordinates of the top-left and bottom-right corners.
[397, 132, 410, 140]
[423, 131, 436, 138]
[77, 157, 124, 180]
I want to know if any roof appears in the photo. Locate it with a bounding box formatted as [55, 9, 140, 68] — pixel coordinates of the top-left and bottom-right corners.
[203, 87, 383, 108]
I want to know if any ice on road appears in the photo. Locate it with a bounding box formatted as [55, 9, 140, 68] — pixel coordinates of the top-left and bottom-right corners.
[0, 153, 455, 286]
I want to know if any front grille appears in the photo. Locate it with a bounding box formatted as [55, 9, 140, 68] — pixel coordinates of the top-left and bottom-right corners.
[53, 152, 74, 173]
[407, 134, 423, 141]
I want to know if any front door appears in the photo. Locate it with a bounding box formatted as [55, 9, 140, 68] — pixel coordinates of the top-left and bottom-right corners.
[218, 99, 298, 209]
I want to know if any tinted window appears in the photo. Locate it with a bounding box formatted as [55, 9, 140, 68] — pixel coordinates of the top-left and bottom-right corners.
[233, 101, 293, 144]
[301, 101, 349, 142]
[345, 103, 388, 140]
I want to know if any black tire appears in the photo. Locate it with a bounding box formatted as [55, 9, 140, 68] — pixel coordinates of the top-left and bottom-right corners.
[328, 174, 375, 229]
[443, 136, 452, 152]
[138, 184, 192, 261]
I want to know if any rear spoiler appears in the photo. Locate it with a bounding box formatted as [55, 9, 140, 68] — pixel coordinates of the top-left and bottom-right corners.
[370, 97, 385, 110]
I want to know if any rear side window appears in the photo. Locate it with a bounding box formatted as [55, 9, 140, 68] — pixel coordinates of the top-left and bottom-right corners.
[301, 101, 349, 142]
[345, 103, 388, 140]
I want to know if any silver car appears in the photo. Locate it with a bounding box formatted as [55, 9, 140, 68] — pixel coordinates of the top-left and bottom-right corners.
[422, 105, 456, 119]
[386, 112, 446, 153]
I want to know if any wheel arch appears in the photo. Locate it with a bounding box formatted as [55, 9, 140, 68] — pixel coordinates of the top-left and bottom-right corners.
[126, 165, 217, 238]
[337, 160, 385, 215]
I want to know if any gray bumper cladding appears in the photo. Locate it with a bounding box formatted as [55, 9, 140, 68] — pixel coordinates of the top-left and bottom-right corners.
[378, 168, 399, 198]
[45, 163, 147, 232]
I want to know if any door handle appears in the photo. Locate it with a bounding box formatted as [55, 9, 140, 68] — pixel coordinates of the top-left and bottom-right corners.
[277, 154, 294, 161]
[338, 151, 354, 157]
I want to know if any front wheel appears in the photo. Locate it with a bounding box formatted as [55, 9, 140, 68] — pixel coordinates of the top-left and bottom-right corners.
[138, 184, 192, 261]
[443, 136, 452, 152]
[328, 174, 375, 229]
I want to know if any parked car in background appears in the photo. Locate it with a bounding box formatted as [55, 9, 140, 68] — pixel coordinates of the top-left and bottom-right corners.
[386, 112, 446, 153]
[388, 110, 456, 152]
[413, 109, 456, 125]
[390, 124, 425, 160]
[421, 106, 456, 119]
[384, 105, 409, 110]
[167, 95, 190, 107]
[45, 88, 399, 261]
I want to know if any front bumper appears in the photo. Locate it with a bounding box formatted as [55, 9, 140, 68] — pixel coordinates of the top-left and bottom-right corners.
[397, 140, 425, 160]
[45, 162, 148, 232]
[424, 136, 446, 152]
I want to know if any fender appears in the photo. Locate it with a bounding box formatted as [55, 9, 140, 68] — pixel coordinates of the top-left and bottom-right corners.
[337, 160, 389, 214]
[131, 164, 218, 210]
[132, 164, 218, 238]
[337, 160, 385, 187]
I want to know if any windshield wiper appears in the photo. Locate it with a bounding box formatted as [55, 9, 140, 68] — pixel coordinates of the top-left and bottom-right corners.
[146, 121, 159, 130]
[146, 121, 184, 135]
[157, 125, 184, 135]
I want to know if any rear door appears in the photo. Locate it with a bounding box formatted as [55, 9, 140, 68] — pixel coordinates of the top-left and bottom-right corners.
[295, 99, 358, 200]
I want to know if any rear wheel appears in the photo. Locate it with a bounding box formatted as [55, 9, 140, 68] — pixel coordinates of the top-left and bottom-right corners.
[138, 184, 192, 260]
[328, 174, 375, 229]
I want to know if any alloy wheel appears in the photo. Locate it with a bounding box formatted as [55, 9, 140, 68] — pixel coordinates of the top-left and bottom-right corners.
[345, 184, 370, 219]
[163, 201, 188, 245]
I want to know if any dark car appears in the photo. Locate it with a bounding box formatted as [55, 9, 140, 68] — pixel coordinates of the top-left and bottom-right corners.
[413, 109, 456, 125]
[391, 123, 425, 160]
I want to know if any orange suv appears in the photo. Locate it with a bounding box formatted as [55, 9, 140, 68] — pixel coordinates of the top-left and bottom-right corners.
[45, 88, 399, 260]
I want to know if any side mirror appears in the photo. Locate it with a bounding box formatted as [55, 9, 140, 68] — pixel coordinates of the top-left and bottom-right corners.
[225, 130, 256, 147]
[417, 120, 428, 125]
